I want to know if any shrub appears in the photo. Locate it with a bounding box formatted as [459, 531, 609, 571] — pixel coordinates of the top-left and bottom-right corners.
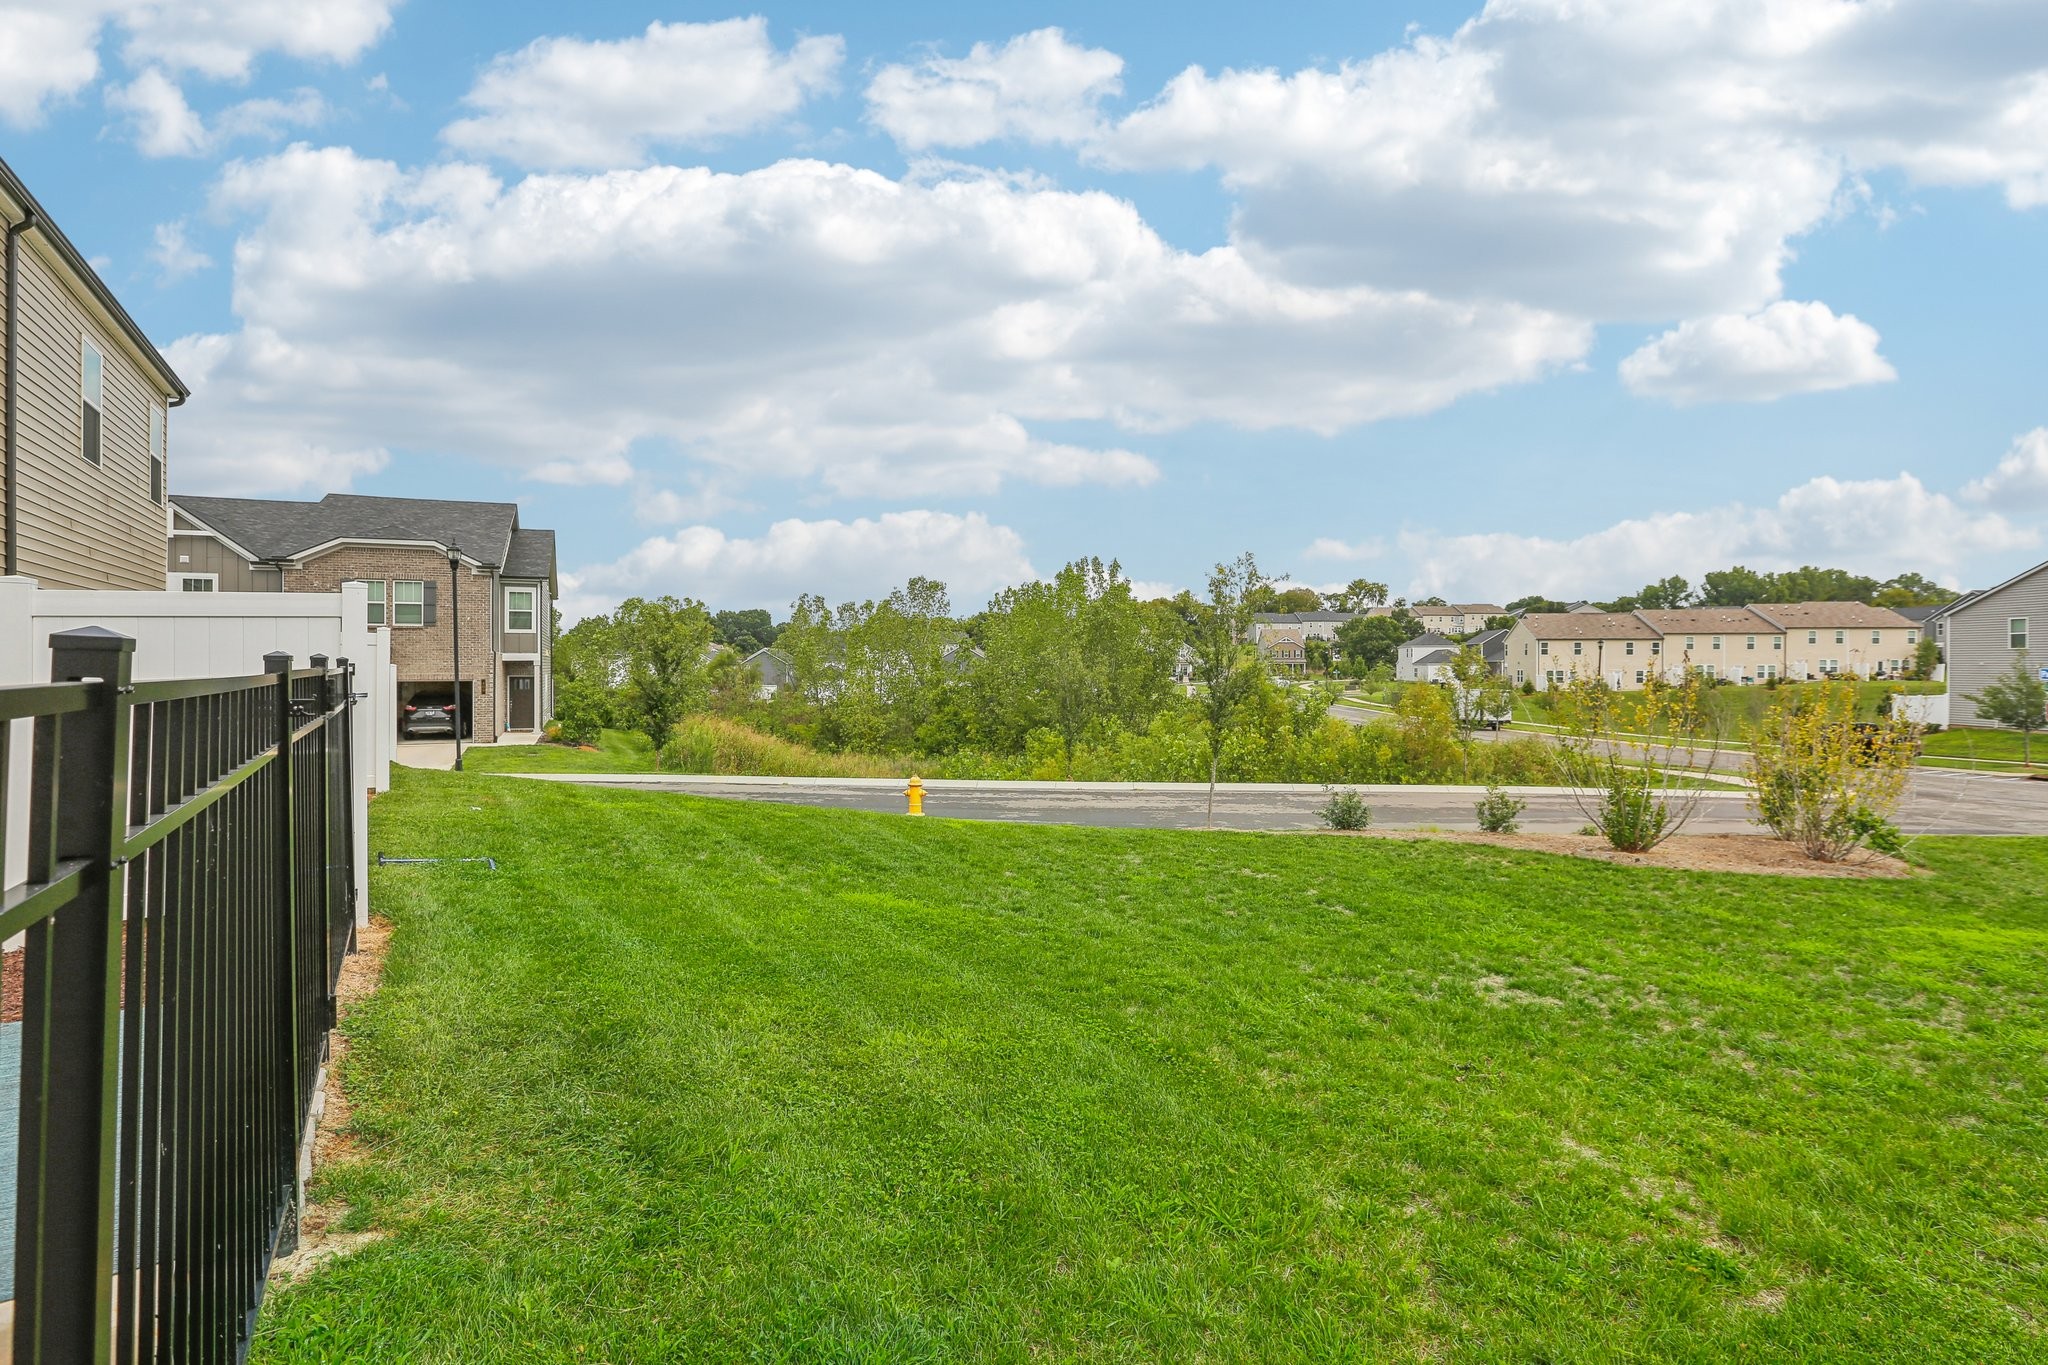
[1475, 786, 1526, 833]
[1520, 679, 1537, 696]
[1746, 682, 1919, 861]
[1552, 675, 1716, 852]
[552, 677, 609, 747]
[1848, 807, 1906, 857]
[1595, 772, 1669, 852]
[1319, 787, 1372, 830]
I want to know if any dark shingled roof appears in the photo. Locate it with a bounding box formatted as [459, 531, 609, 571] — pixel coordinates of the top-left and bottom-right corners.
[173, 494, 554, 582]
[503, 529, 557, 587]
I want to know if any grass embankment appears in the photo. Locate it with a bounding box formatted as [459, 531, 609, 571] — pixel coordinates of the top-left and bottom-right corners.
[1920, 728, 2041, 769]
[459, 728, 660, 773]
[257, 772, 2048, 1362]
[666, 714, 915, 778]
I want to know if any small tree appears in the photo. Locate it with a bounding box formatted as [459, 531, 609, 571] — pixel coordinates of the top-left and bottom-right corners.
[1967, 653, 2048, 765]
[1183, 553, 1268, 824]
[613, 595, 714, 759]
[1446, 646, 1513, 739]
[1747, 682, 1920, 860]
[1553, 674, 1718, 852]
[1912, 636, 1940, 680]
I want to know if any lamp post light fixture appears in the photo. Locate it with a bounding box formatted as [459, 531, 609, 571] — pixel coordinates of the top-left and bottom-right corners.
[449, 543, 464, 772]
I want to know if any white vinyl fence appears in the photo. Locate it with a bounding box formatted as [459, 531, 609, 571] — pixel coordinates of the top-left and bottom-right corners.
[0, 576, 390, 927]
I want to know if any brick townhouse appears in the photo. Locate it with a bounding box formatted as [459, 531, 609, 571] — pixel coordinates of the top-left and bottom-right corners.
[167, 493, 556, 742]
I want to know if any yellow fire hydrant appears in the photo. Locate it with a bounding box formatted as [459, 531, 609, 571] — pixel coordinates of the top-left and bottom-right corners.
[904, 775, 926, 816]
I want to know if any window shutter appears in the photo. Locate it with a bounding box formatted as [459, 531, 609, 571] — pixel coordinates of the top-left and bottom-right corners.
[423, 580, 438, 625]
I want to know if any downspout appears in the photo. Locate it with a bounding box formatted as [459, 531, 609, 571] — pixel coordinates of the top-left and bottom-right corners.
[4, 208, 36, 576]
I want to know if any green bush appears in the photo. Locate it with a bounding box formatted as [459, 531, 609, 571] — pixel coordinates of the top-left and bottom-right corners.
[1474, 786, 1526, 833]
[1597, 773, 1669, 852]
[552, 677, 609, 747]
[1319, 788, 1372, 830]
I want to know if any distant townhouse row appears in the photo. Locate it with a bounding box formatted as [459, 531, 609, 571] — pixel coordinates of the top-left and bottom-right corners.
[1254, 603, 1502, 674]
[1500, 603, 1924, 689]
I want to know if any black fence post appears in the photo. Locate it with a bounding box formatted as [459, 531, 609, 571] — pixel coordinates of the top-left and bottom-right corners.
[263, 650, 301, 1256]
[336, 657, 358, 951]
[15, 626, 134, 1365]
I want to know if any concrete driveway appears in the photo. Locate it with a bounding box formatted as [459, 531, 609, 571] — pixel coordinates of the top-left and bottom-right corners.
[396, 729, 544, 771]
[493, 769, 2048, 836]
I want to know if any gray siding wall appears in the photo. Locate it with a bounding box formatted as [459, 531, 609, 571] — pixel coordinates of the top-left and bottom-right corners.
[1945, 563, 2048, 728]
[6, 240, 173, 589]
[168, 529, 283, 591]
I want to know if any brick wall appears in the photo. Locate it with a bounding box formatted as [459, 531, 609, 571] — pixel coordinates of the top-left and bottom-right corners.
[283, 546, 500, 741]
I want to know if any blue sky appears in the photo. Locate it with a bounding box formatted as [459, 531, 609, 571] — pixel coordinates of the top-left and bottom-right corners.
[5, 1, 2046, 617]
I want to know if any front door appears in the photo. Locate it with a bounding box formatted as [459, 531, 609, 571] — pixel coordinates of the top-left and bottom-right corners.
[509, 673, 536, 729]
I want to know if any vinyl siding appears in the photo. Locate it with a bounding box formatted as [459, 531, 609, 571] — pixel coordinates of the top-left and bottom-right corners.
[167, 518, 284, 591]
[7, 239, 172, 589]
[1945, 564, 2048, 728]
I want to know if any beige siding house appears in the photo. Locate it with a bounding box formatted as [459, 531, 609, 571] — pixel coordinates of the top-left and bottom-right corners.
[1747, 602, 1921, 679]
[1413, 603, 1504, 635]
[1636, 608, 1785, 683]
[171, 494, 558, 742]
[1504, 612, 1662, 689]
[3, 154, 189, 589]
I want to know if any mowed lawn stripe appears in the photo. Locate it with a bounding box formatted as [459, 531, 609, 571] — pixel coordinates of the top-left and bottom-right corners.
[254, 770, 2048, 1363]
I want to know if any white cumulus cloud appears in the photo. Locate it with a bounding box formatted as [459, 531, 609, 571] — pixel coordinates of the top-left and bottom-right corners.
[1092, 0, 2048, 321]
[167, 146, 1585, 502]
[108, 67, 324, 156]
[442, 18, 842, 169]
[1388, 464, 2034, 605]
[558, 511, 1037, 619]
[1619, 301, 1896, 405]
[150, 219, 213, 281]
[1961, 428, 2048, 510]
[866, 27, 1123, 150]
[1, 0, 395, 128]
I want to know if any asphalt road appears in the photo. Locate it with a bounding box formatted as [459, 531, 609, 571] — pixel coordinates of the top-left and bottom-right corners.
[503, 768, 2048, 836]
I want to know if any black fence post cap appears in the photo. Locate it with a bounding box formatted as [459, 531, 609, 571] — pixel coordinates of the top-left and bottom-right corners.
[263, 650, 293, 673]
[48, 625, 135, 652]
[309, 653, 329, 669]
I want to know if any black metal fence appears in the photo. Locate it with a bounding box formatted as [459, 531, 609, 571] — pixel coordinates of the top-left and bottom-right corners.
[0, 629, 359, 1364]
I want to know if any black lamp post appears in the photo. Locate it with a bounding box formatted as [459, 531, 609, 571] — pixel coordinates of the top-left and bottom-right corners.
[449, 543, 464, 771]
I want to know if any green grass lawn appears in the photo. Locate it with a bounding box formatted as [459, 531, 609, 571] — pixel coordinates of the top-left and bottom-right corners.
[256, 771, 2048, 1362]
[460, 727, 659, 773]
[1922, 728, 2041, 767]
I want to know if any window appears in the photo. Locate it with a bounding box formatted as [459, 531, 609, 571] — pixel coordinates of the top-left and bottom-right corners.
[1871, 630, 1882, 645]
[1624, 641, 1635, 656]
[1650, 641, 1661, 654]
[1685, 636, 1695, 651]
[166, 573, 215, 592]
[149, 403, 166, 502]
[1835, 629, 1845, 644]
[1711, 635, 1722, 651]
[2013, 617, 2031, 650]
[1746, 634, 1756, 650]
[1807, 629, 1817, 644]
[1539, 640, 1549, 655]
[1514, 669, 1525, 684]
[367, 580, 386, 626]
[506, 587, 536, 632]
[1634, 669, 1646, 685]
[1572, 640, 1583, 655]
[81, 339, 104, 465]
[1907, 630, 1918, 645]
[394, 580, 425, 626]
[1772, 636, 1781, 650]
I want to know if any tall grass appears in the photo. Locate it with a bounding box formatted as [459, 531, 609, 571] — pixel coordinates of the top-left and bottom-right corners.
[662, 714, 916, 778]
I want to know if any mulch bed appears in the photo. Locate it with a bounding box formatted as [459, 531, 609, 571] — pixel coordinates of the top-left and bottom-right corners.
[1328, 830, 1919, 878]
